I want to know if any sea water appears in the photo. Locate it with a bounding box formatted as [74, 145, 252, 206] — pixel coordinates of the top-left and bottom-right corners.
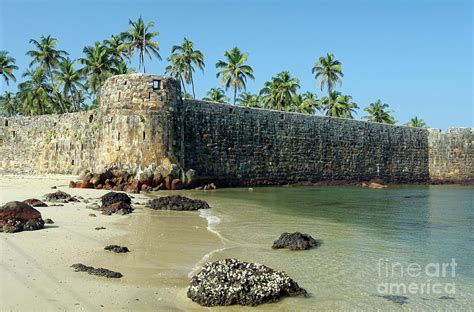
[188, 185, 473, 311]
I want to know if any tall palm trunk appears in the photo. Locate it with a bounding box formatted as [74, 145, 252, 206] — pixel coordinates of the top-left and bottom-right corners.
[47, 64, 66, 113]
[179, 75, 187, 94]
[233, 86, 237, 105]
[190, 70, 195, 99]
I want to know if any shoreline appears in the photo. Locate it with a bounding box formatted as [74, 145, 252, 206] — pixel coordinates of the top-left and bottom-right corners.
[0, 174, 224, 311]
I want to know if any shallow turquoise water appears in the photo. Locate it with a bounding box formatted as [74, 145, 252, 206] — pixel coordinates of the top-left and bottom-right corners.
[187, 185, 474, 311]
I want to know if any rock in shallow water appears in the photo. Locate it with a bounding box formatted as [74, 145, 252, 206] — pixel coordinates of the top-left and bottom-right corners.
[272, 232, 319, 250]
[147, 195, 210, 211]
[71, 263, 122, 278]
[187, 258, 308, 307]
[0, 201, 45, 233]
[101, 192, 131, 207]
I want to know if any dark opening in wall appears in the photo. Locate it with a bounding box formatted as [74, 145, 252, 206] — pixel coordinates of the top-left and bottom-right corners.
[12, 131, 15, 138]
[89, 115, 93, 123]
[143, 131, 146, 140]
[229, 108, 234, 114]
[71, 159, 74, 166]
[152, 79, 161, 90]
[5, 120, 8, 127]
[118, 132, 120, 140]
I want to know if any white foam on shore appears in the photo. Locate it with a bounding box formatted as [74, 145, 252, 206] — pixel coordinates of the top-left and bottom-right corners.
[188, 208, 232, 278]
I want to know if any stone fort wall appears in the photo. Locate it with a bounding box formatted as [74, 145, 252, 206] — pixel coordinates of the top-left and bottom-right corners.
[0, 74, 472, 184]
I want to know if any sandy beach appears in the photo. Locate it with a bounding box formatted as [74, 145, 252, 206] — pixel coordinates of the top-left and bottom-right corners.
[0, 175, 222, 311]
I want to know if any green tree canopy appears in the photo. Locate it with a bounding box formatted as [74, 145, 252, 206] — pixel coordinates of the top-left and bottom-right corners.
[260, 71, 300, 111]
[202, 87, 230, 103]
[18, 67, 54, 115]
[120, 17, 161, 73]
[363, 100, 396, 124]
[0, 51, 19, 85]
[312, 53, 343, 104]
[168, 38, 205, 99]
[53, 58, 86, 112]
[0, 92, 20, 116]
[320, 91, 358, 119]
[236, 92, 261, 108]
[79, 42, 115, 96]
[216, 47, 254, 104]
[405, 116, 428, 128]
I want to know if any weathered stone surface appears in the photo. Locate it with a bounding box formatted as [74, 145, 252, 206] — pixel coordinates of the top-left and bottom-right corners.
[0, 201, 44, 233]
[147, 195, 210, 211]
[23, 198, 48, 207]
[187, 258, 308, 306]
[1, 74, 471, 185]
[272, 232, 319, 250]
[71, 263, 122, 278]
[104, 245, 130, 253]
[43, 191, 78, 203]
[428, 128, 474, 183]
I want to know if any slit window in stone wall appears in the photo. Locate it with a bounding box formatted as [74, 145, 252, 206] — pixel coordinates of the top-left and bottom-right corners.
[143, 131, 146, 140]
[89, 115, 93, 123]
[12, 131, 15, 138]
[118, 132, 120, 141]
[5, 120, 8, 127]
[152, 80, 161, 90]
[71, 160, 74, 166]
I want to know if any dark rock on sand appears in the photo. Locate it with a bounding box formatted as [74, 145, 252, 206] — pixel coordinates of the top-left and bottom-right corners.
[101, 192, 131, 207]
[187, 258, 308, 307]
[89, 213, 97, 217]
[272, 232, 319, 250]
[23, 198, 48, 207]
[71, 263, 122, 278]
[147, 195, 210, 211]
[43, 191, 79, 203]
[0, 201, 45, 233]
[102, 202, 133, 215]
[44, 218, 54, 224]
[95, 227, 106, 230]
[104, 245, 130, 253]
[379, 295, 409, 305]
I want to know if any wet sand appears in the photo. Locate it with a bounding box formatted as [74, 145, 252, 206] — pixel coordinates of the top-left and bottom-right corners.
[0, 175, 222, 311]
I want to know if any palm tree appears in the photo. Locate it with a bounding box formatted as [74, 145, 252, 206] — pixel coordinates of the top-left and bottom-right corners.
[260, 71, 300, 111]
[79, 42, 115, 96]
[202, 87, 230, 103]
[320, 91, 358, 118]
[236, 92, 261, 108]
[18, 67, 53, 115]
[26, 35, 68, 112]
[0, 92, 20, 116]
[312, 53, 343, 104]
[292, 91, 320, 114]
[113, 61, 135, 75]
[405, 116, 428, 128]
[54, 58, 86, 112]
[120, 17, 161, 73]
[168, 38, 205, 99]
[103, 34, 127, 64]
[363, 100, 396, 124]
[0, 51, 18, 85]
[165, 53, 188, 94]
[216, 47, 254, 104]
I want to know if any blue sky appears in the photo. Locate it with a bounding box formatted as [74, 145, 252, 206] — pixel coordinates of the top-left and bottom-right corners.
[0, 0, 472, 129]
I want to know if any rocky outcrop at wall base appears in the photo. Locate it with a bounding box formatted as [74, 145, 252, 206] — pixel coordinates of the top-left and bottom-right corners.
[0, 74, 472, 185]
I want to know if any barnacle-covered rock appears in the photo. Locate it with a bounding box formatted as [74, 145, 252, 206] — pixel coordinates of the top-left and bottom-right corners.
[187, 258, 308, 306]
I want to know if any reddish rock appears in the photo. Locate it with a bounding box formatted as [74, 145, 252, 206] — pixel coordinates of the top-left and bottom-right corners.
[171, 179, 183, 190]
[69, 181, 77, 188]
[79, 181, 93, 189]
[141, 184, 148, 191]
[96, 184, 103, 189]
[0, 201, 45, 233]
[23, 198, 48, 207]
[164, 176, 172, 190]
